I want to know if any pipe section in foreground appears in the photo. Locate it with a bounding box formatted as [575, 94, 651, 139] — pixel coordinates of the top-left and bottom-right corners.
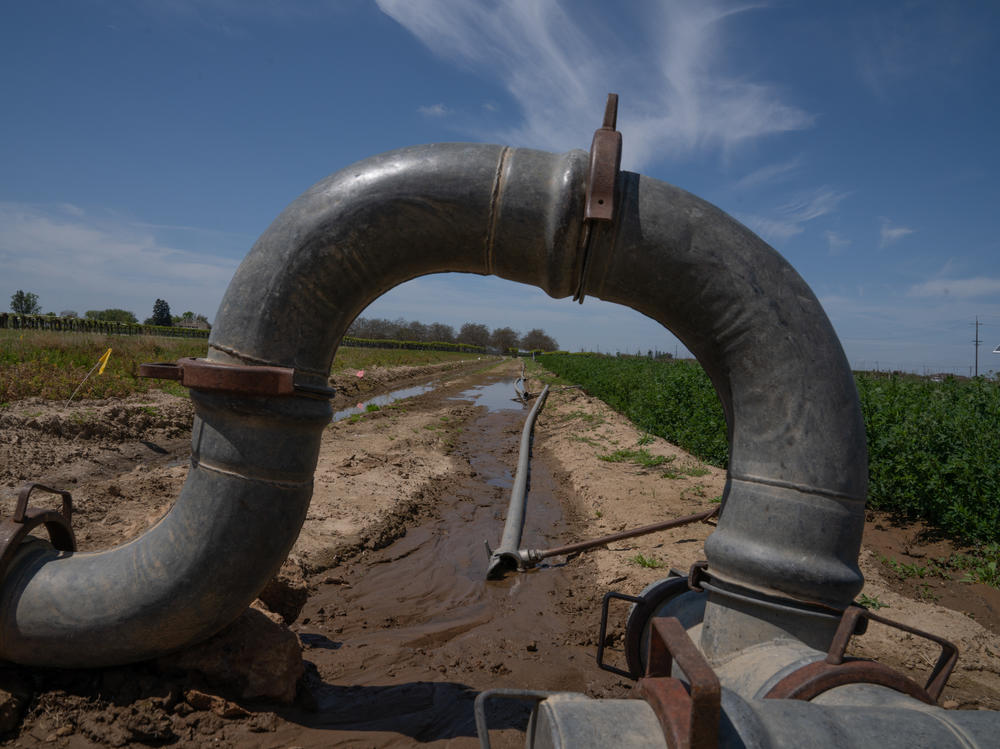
[0, 139, 865, 665]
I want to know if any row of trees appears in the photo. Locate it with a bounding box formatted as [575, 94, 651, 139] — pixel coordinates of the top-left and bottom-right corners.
[9, 291, 209, 329]
[346, 316, 558, 351]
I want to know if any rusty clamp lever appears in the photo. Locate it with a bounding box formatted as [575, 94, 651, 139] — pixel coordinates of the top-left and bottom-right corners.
[0, 483, 76, 581]
[574, 93, 623, 303]
[636, 617, 720, 749]
[765, 604, 958, 704]
[139, 357, 333, 398]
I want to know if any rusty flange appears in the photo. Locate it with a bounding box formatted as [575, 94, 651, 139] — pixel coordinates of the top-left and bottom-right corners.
[0, 483, 76, 581]
[139, 357, 297, 396]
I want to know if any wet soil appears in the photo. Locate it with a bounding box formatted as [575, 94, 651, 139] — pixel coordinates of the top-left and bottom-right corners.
[0, 357, 999, 745]
[280, 402, 626, 747]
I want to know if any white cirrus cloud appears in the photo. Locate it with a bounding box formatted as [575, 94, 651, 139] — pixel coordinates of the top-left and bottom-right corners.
[907, 277, 1000, 299]
[733, 157, 802, 190]
[778, 187, 850, 223]
[825, 230, 851, 254]
[376, 0, 814, 169]
[879, 218, 914, 248]
[417, 103, 449, 117]
[737, 214, 804, 243]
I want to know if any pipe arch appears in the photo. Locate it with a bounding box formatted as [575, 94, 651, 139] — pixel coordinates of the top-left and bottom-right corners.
[0, 143, 866, 666]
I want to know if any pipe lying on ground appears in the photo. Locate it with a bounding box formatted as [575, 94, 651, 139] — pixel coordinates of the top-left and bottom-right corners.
[510, 506, 719, 571]
[486, 384, 550, 579]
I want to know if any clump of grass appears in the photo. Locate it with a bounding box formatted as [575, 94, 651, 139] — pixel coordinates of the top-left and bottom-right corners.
[637, 433, 654, 446]
[857, 593, 888, 610]
[365, 403, 381, 413]
[946, 544, 1000, 587]
[599, 448, 668, 468]
[661, 461, 709, 480]
[562, 410, 604, 426]
[630, 554, 664, 569]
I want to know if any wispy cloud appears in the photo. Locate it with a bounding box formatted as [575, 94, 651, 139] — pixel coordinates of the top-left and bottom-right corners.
[733, 157, 801, 190]
[778, 187, 850, 223]
[376, 0, 813, 169]
[825, 230, 851, 254]
[738, 187, 849, 244]
[0, 203, 237, 318]
[879, 217, 914, 248]
[417, 103, 449, 117]
[738, 215, 804, 243]
[908, 277, 1000, 299]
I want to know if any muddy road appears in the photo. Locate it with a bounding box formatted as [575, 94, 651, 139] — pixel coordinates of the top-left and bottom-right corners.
[1, 357, 1000, 746]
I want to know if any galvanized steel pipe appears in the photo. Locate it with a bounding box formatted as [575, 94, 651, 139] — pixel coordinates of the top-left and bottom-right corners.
[0, 140, 865, 666]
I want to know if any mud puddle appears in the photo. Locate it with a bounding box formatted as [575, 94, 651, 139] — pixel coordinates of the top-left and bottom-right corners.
[282, 379, 623, 747]
[450, 379, 526, 413]
[333, 382, 440, 422]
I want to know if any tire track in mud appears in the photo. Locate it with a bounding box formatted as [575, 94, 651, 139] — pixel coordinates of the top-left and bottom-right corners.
[279, 370, 630, 747]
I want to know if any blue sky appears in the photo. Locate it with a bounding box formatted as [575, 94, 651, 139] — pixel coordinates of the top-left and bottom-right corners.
[2, 1, 998, 374]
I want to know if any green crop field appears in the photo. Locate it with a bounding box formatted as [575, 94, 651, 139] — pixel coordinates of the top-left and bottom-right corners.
[0, 330, 481, 403]
[539, 353, 1000, 548]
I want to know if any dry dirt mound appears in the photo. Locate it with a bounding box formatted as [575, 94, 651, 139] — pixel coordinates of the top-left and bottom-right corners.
[0, 392, 193, 442]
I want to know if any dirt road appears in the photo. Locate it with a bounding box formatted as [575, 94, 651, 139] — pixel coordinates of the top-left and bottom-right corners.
[1, 357, 999, 746]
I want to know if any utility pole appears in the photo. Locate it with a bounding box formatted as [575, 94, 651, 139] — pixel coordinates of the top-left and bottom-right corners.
[973, 317, 982, 377]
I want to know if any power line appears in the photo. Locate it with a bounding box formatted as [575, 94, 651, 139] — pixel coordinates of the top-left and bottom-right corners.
[973, 316, 982, 377]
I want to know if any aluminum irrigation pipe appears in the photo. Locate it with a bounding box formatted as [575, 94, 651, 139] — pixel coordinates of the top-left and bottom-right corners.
[486, 385, 550, 579]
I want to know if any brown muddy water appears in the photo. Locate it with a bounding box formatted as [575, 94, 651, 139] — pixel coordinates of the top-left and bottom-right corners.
[279, 376, 630, 747]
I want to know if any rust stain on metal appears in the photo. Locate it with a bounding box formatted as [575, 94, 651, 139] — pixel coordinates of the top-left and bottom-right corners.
[765, 603, 958, 704]
[635, 617, 720, 749]
[764, 658, 935, 704]
[584, 93, 622, 222]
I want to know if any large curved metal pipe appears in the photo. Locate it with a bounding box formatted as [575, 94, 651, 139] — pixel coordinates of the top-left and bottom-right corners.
[0, 142, 865, 666]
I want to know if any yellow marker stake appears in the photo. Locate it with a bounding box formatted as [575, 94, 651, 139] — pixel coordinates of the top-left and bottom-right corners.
[66, 348, 113, 405]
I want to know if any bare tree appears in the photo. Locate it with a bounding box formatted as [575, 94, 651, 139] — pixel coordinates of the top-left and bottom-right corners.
[490, 326, 520, 352]
[428, 322, 455, 343]
[520, 328, 558, 351]
[458, 322, 490, 348]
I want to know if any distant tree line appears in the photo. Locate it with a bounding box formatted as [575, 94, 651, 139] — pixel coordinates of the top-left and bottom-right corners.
[8, 291, 211, 330]
[346, 316, 558, 352]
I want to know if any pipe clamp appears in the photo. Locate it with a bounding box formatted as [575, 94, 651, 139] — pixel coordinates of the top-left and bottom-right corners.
[139, 357, 332, 398]
[0, 483, 76, 581]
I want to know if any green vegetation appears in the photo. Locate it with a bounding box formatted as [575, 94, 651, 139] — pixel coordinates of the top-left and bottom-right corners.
[630, 554, 665, 569]
[598, 448, 668, 468]
[857, 593, 888, 610]
[539, 353, 1000, 549]
[1, 330, 485, 403]
[539, 354, 728, 467]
